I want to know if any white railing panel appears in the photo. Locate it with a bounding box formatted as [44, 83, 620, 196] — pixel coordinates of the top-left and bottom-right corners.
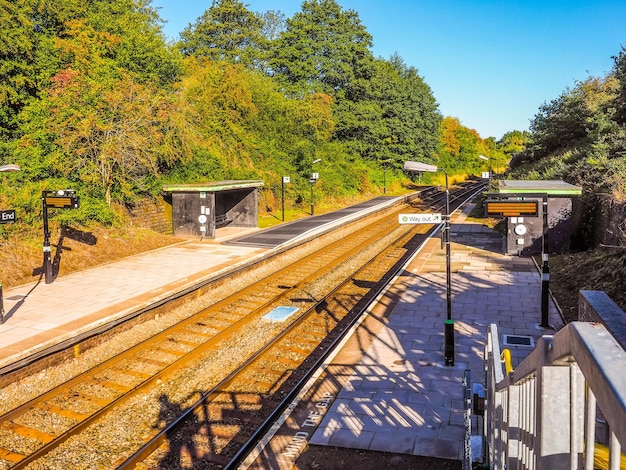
[485, 322, 626, 470]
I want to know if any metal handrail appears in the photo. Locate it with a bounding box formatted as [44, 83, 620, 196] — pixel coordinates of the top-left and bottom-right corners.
[485, 322, 626, 470]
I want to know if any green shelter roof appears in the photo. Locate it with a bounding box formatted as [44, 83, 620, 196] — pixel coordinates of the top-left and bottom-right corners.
[497, 180, 582, 196]
[163, 180, 264, 192]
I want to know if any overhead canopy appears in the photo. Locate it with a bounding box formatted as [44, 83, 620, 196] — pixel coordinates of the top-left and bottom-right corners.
[403, 161, 438, 173]
[162, 180, 264, 192]
[497, 180, 582, 196]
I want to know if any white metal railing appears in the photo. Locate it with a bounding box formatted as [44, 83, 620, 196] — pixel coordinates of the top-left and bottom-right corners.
[484, 322, 626, 470]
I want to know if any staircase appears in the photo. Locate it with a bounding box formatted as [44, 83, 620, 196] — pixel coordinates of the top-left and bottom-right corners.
[481, 321, 626, 469]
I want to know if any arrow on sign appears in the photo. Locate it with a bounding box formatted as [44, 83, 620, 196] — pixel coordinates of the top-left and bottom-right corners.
[398, 213, 442, 224]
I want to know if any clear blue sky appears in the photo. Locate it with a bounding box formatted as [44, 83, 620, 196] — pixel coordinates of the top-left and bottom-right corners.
[150, 0, 625, 140]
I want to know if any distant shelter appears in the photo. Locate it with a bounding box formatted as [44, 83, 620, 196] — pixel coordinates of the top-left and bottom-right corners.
[163, 180, 264, 239]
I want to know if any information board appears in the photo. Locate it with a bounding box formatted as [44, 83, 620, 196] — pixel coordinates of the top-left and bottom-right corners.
[44, 195, 79, 209]
[485, 200, 539, 217]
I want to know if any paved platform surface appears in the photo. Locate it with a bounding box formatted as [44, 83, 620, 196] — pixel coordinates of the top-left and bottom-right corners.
[0, 197, 402, 373]
[0, 234, 268, 372]
[308, 205, 564, 460]
[244, 203, 564, 469]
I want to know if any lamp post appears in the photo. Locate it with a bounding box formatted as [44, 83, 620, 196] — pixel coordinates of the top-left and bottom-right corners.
[407, 161, 454, 366]
[478, 155, 490, 187]
[281, 176, 290, 221]
[381, 159, 392, 194]
[0, 164, 21, 321]
[310, 158, 321, 215]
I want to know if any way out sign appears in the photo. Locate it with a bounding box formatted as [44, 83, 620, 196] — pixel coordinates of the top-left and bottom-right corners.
[399, 213, 442, 224]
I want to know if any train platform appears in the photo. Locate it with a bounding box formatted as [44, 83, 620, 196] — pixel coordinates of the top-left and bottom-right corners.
[0, 196, 400, 374]
[243, 203, 565, 469]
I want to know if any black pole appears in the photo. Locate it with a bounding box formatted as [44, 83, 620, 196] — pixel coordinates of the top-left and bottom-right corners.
[443, 170, 454, 366]
[281, 178, 285, 222]
[540, 195, 550, 328]
[310, 181, 314, 215]
[383, 167, 387, 194]
[42, 192, 52, 284]
[0, 283, 4, 322]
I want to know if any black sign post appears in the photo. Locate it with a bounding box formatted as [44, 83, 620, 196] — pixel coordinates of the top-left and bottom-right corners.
[42, 190, 79, 284]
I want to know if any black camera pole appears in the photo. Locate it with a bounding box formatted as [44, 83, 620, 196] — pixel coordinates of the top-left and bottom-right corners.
[42, 192, 53, 284]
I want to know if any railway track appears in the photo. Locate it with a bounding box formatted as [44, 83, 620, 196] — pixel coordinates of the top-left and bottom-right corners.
[0, 181, 485, 469]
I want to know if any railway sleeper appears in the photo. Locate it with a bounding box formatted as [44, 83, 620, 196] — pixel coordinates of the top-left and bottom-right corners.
[5, 421, 56, 443]
[0, 446, 24, 463]
[40, 403, 89, 420]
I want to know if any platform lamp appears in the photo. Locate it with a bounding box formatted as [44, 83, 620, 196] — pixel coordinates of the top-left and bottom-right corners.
[0, 164, 21, 321]
[478, 155, 490, 187]
[411, 161, 454, 366]
[310, 158, 321, 215]
[381, 159, 392, 194]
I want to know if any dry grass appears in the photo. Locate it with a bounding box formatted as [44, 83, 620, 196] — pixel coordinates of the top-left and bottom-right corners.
[548, 247, 626, 323]
[0, 224, 181, 289]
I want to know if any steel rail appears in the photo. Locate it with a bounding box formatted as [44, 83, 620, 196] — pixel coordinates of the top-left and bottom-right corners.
[117, 212, 440, 469]
[0, 181, 486, 468]
[116, 180, 487, 468]
[0, 187, 455, 468]
[0, 204, 408, 468]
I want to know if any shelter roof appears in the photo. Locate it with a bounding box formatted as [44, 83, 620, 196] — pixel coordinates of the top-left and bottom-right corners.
[497, 180, 582, 196]
[163, 180, 264, 192]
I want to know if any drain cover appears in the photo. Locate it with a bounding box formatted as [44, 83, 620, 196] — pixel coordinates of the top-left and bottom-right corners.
[503, 334, 534, 347]
[263, 306, 299, 322]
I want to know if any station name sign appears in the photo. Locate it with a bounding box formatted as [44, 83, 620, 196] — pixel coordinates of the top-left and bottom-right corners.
[485, 200, 539, 217]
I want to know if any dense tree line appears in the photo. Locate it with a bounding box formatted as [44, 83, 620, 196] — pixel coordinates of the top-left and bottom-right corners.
[511, 47, 626, 200]
[0, 0, 511, 233]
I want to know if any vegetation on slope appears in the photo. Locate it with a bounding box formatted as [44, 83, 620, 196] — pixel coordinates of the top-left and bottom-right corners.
[3, 1, 624, 319]
[508, 46, 626, 317]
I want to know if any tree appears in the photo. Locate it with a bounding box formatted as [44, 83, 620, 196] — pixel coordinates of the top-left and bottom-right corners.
[0, 0, 35, 139]
[178, 0, 266, 68]
[0, 0, 178, 144]
[335, 55, 440, 165]
[17, 19, 181, 206]
[269, 0, 374, 98]
[86, 0, 181, 86]
[611, 46, 626, 126]
[437, 117, 489, 174]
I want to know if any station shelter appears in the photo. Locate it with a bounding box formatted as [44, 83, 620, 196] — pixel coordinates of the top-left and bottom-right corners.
[485, 180, 583, 256]
[163, 180, 264, 239]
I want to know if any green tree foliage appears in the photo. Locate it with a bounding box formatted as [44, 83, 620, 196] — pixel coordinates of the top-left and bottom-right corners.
[86, 0, 181, 86]
[0, 0, 178, 143]
[268, 1, 441, 177]
[513, 54, 625, 199]
[2, 0, 463, 234]
[611, 47, 626, 126]
[499, 130, 530, 155]
[270, 0, 374, 98]
[17, 20, 182, 207]
[438, 117, 489, 174]
[178, 0, 267, 69]
[336, 55, 441, 165]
